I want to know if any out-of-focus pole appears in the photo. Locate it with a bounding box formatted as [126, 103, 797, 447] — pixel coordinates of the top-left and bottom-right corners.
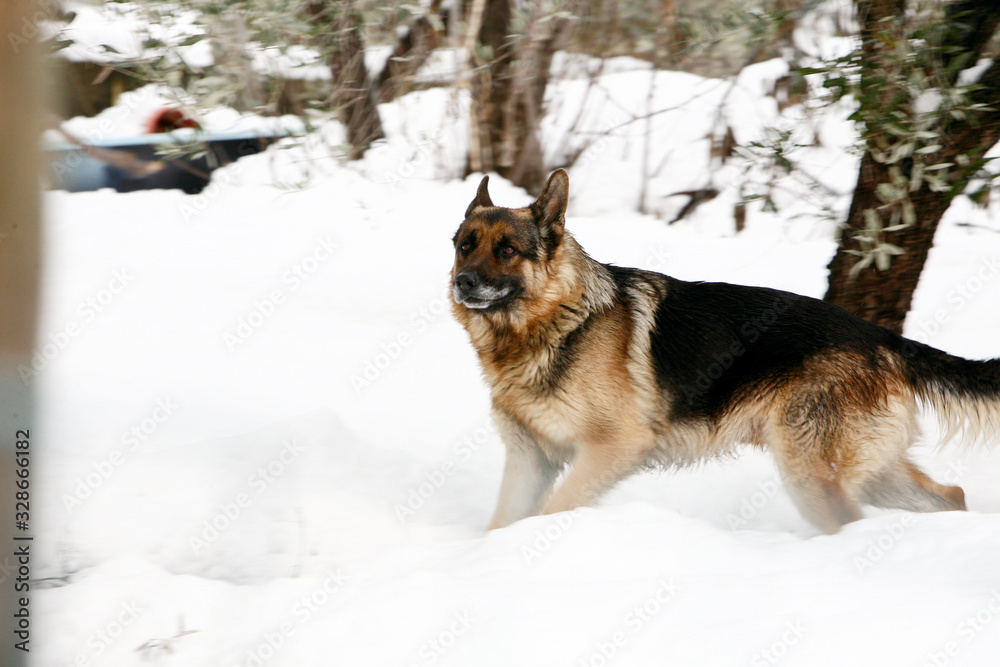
[0, 1, 44, 666]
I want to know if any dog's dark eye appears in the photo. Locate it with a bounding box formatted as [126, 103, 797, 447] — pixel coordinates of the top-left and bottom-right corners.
[502, 245, 517, 256]
[460, 242, 471, 253]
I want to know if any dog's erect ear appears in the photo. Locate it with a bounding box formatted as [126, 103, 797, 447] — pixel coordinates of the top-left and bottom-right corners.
[534, 169, 569, 229]
[465, 175, 494, 218]
[532, 169, 569, 252]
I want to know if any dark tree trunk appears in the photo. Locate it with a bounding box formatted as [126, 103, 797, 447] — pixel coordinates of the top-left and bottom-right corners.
[497, 18, 561, 193]
[376, 0, 444, 103]
[330, 13, 385, 159]
[824, 0, 1000, 334]
[309, 1, 385, 160]
[469, 0, 564, 194]
[825, 152, 951, 331]
[468, 0, 512, 181]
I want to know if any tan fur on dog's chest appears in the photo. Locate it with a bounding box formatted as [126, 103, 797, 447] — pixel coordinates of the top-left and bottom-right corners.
[487, 322, 652, 453]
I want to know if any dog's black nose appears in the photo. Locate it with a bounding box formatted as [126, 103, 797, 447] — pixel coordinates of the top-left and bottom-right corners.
[456, 270, 481, 291]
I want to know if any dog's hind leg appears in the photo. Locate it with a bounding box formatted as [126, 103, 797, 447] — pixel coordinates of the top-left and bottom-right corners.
[778, 467, 863, 534]
[489, 418, 563, 530]
[861, 459, 966, 512]
[770, 393, 865, 534]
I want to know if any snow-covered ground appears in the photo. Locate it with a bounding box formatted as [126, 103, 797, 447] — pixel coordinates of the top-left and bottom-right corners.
[31, 40, 1000, 667]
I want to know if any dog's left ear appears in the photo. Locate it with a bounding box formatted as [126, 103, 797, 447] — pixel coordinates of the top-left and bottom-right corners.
[532, 169, 569, 251]
[465, 175, 494, 218]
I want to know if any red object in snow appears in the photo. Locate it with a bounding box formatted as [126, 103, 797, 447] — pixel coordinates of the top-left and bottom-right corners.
[146, 108, 201, 134]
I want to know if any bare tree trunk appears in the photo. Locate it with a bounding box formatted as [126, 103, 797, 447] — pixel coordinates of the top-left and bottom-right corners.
[744, 0, 804, 66]
[211, 10, 262, 112]
[0, 3, 42, 665]
[468, 0, 510, 179]
[498, 2, 563, 192]
[468, 0, 565, 194]
[826, 152, 950, 330]
[463, 0, 490, 175]
[309, 0, 385, 160]
[376, 0, 444, 103]
[824, 0, 1000, 333]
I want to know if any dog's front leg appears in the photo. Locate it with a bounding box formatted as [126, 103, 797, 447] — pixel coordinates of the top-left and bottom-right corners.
[488, 417, 562, 530]
[540, 442, 649, 516]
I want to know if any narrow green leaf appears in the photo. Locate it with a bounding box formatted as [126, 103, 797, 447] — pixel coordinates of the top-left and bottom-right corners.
[875, 249, 890, 271]
[849, 254, 875, 279]
[178, 34, 206, 47]
[901, 200, 916, 226]
[864, 208, 881, 231]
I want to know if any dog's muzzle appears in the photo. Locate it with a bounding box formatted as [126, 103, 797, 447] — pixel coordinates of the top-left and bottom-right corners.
[453, 271, 513, 309]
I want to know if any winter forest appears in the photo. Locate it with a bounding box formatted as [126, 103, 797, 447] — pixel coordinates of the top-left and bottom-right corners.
[2, 0, 1000, 665]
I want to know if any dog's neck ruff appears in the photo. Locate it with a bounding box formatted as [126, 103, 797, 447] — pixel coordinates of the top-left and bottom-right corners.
[459, 235, 615, 387]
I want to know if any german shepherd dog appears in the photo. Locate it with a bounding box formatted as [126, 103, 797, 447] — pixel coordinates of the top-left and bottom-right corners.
[450, 169, 1000, 534]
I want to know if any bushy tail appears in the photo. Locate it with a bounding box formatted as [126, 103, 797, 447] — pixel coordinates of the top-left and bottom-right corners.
[899, 340, 1000, 445]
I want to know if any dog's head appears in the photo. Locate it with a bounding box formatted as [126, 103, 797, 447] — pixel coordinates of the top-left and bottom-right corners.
[451, 169, 570, 314]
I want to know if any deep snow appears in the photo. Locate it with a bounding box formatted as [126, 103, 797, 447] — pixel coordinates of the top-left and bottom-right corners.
[28, 32, 1000, 667]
